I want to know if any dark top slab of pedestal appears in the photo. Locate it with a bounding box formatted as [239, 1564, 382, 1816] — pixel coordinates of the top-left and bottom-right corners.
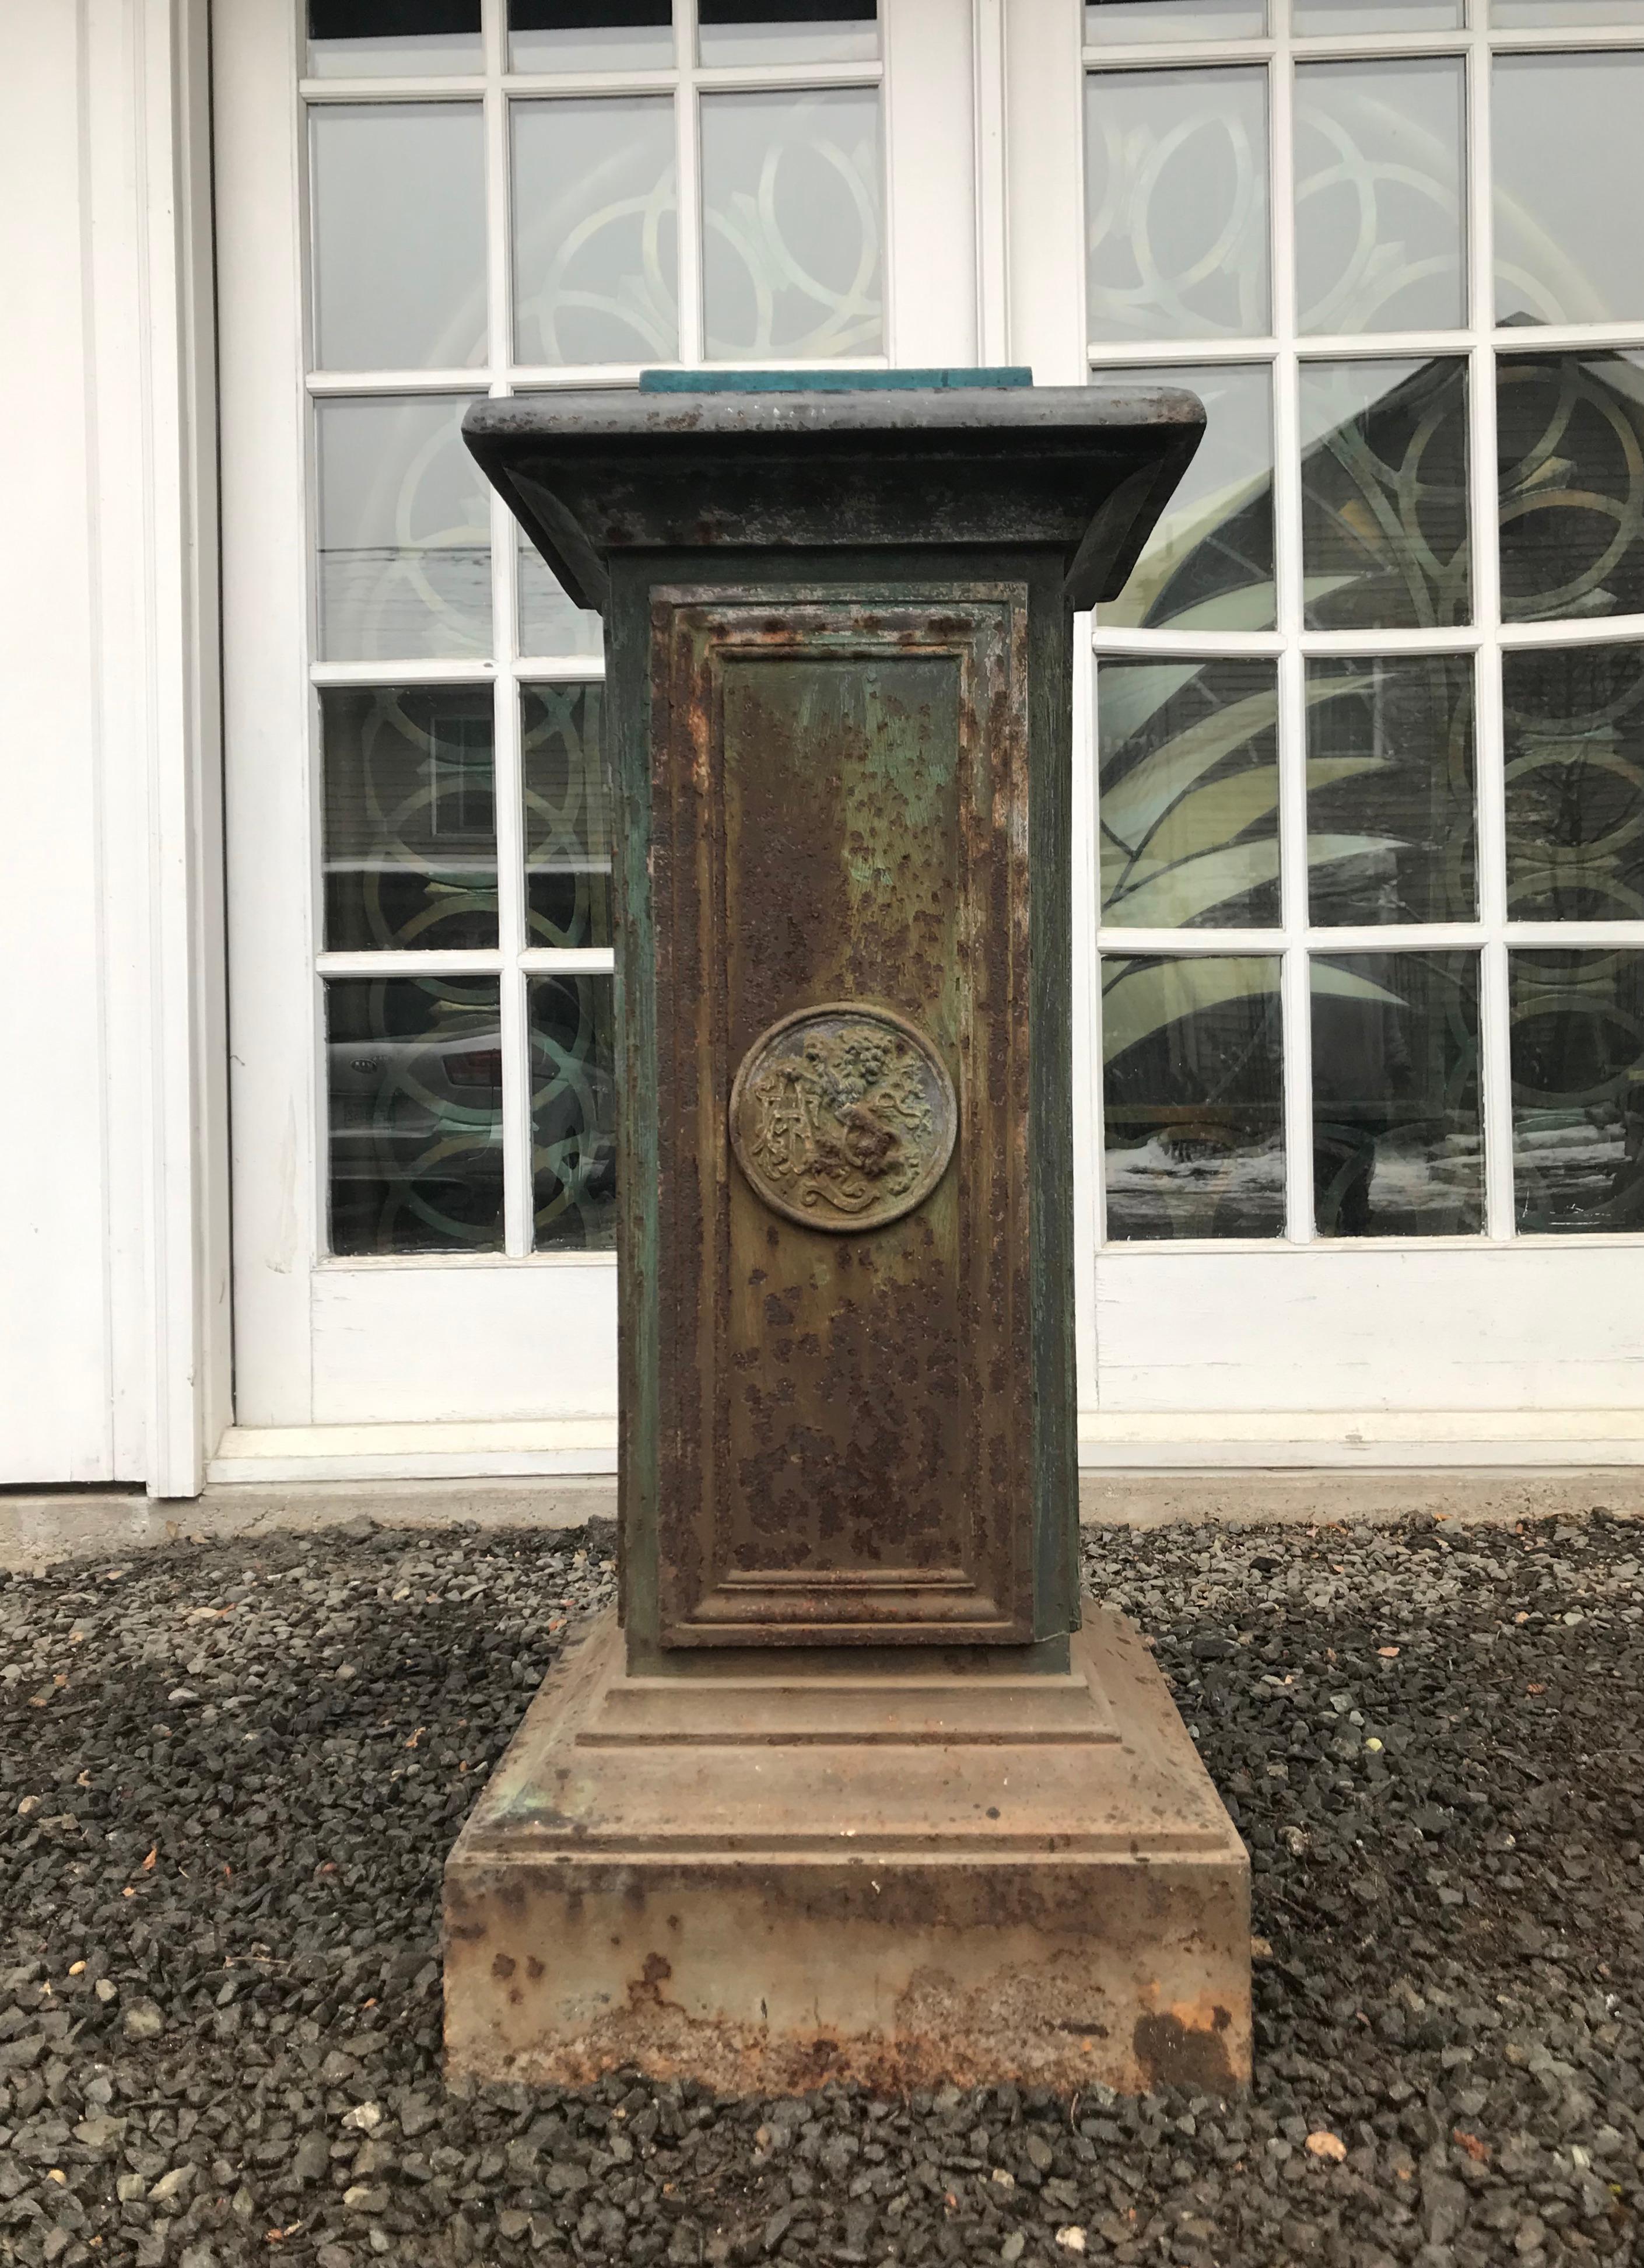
[462, 384, 1204, 617]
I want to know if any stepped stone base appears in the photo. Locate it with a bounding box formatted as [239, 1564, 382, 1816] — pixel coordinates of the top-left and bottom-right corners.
[443, 1606, 1250, 2094]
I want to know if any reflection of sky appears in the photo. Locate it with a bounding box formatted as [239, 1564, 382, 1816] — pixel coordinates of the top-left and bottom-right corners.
[1495, 55, 1644, 326]
[317, 396, 488, 551]
[313, 106, 488, 371]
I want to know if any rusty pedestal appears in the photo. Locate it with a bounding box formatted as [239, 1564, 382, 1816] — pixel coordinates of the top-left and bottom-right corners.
[444, 377, 1251, 2092]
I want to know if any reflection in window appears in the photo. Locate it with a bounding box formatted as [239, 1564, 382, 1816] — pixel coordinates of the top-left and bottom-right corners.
[1085, 68, 1269, 342]
[700, 89, 883, 359]
[522, 685, 612, 949]
[1102, 957, 1285, 1241]
[1085, 0, 1265, 37]
[1294, 59, 1464, 337]
[1494, 0, 1644, 19]
[518, 533, 603, 660]
[1294, 0, 1459, 23]
[698, 0, 878, 66]
[1505, 645, 1644, 922]
[308, 0, 481, 76]
[323, 687, 498, 951]
[1511, 951, 1644, 1232]
[532, 977, 619, 1250]
[1299, 357, 1470, 631]
[327, 977, 504, 1254]
[509, 0, 672, 72]
[311, 106, 486, 372]
[1098, 658, 1280, 929]
[512, 97, 678, 366]
[1099, 365, 1274, 631]
[1498, 353, 1644, 625]
[1495, 55, 1644, 327]
[1306, 655, 1476, 926]
[1311, 953, 1481, 1237]
[316, 395, 491, 661]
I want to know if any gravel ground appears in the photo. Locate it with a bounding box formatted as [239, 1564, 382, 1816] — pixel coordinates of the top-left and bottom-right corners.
[1, 1510, 1641, 2268]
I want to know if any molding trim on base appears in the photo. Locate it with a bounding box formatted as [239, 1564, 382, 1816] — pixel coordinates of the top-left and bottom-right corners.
[206, 1410, 1644, 1487]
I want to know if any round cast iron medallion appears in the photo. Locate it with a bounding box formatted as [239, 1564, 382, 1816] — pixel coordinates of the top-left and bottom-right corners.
[728, 1002, 958, 1233]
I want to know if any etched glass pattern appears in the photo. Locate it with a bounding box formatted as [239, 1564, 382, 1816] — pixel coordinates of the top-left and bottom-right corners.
[1299, 358, 1470, 631]
[1085, 68, 1270, 342]
[1294, 60, 1464, 337]
[316, 394, 490, 661]
[322, 687, 498, 952]
[1311, 953, 1482, 1237]
[700, 89, 883, 360]
[1498, 353, 1644, 625]
[326, 977, 505, 1254]
[1100, 365, 1274, 631]
[1305, 656, 1477, 926]
[513, 98, 678, 367]
[522, 686, 612, 950]
[1102, 957, 1285, 1241]
[1099, 659, 1280, 930]
[1505, 645, 1644, 922]
[531, 976, 619, 1251]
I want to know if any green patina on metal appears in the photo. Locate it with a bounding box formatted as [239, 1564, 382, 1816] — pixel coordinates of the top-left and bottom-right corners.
[462, 384, 1204, 1664]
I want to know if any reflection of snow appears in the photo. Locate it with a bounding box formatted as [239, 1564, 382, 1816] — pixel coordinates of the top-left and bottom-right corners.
[1516, 1110, 1634, 1223]
[1328, 1129, 1483, 1235]
[1106, 1135, 1285, 1239]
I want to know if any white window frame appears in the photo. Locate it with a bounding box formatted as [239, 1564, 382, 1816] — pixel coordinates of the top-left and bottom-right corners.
[1007, 0, 1644, 1460]
[213, 0, 982, 1478]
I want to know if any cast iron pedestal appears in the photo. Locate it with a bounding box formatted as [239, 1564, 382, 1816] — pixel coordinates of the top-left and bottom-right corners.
[444, 378, 1250, 2091]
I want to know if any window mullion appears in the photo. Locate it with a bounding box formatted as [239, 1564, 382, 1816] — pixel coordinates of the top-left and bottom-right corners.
[676, 0, 705, 363]
[1270, 20, 1314, 1245]
[1466, 11, 1515, 1244]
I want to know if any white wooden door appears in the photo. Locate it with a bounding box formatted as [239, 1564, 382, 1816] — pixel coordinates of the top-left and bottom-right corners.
[1008, 0, 1644, 1458]
[215, 0, 981, 1455]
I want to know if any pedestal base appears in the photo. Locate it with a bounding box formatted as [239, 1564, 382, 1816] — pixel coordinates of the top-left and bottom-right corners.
[443, 1609, 1250, 2094]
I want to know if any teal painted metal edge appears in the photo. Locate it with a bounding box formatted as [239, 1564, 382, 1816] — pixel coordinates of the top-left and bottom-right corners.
[639, 367, 1034, 393]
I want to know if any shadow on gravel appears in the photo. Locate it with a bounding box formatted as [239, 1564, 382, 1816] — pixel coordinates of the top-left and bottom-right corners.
[0, 1513, 1639, 2267]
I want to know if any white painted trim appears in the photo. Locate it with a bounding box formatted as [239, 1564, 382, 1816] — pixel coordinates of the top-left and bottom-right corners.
[209, 1406, 1644, 1485]
[209, 1420, 619, 1483]
[1079, 1409, 1644, 1469]
[82, 0, 230, 1497]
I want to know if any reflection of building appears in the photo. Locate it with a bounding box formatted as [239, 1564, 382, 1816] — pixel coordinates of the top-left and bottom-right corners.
[13, 0, 1644, 1500]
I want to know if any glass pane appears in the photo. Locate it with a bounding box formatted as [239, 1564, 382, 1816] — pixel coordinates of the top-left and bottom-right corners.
[1495, 0, 1644, 19]
[513, 97, 678, 366]
[510, 0, 673, 71]
[311, 106, 486, 372]
[322, 687, 497, 951]
[522, 685, 612, 948]
[1311, 952, 1482, 1237]
[1295, 0, 1460, 27]
[518, 537, 604, 658]
[1299, 357, 1470, 631]
[1295, 60, 1464, 337]
[1086, 0, 1265, 39]
[699, 0, 878, 66]
[1098, 658, 1280, 928]
[326, 976, 503, 1254]
[316, 394, 491, 660]
[700, 89, 884, 360]
[1098, 364, 1274, 630]
[531, 976, 619, 1250]
[308, 0, 481, 77]
[1306, 655, 1476, 925]
[1510, 950, 1644, 1232]
[1496, 56, 1644, 326]
[1504, 644, 1644, 921]
[1497, 352, 1644, 626]
[1086, 69, 1269, 343]
[1102, 956, 1285, 1240]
